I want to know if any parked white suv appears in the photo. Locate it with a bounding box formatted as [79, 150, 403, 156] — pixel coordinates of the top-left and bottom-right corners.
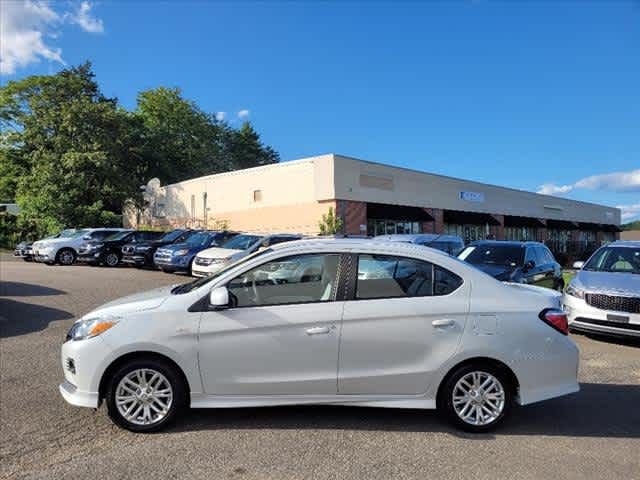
[191, 233, 302, 277]
[33, 228, 130, 265]
[60, 238, 579, 433]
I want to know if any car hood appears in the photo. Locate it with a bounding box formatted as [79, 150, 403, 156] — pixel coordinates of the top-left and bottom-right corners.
[574, 270, 640, 296]
[160, 242, 191, 252]
[198, 247, 243, 259]
[88, 284, 175, 317]
[471, 263, 515, 280]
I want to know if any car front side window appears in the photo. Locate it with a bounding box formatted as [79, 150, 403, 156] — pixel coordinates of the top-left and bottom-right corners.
[227, 254, 341, 307]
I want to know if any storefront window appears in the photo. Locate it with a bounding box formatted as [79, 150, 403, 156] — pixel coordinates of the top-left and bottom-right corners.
[444, 224, 489, 244]
[504, 226, 537, 241]
[548, 229, 571, 253]
[367, 219, 422, 236]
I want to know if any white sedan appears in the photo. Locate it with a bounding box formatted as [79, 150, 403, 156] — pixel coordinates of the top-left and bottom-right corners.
[60, 239, 579, 433]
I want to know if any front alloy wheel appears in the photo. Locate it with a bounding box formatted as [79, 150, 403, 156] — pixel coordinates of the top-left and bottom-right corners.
[104, 252, 120, 267]
[57, 249, 76, 266]
[106, 359, 185, 432]
[440, 364, 513, 432]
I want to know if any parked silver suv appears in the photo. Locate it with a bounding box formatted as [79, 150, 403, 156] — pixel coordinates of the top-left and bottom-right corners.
[563, 241, 640, 338]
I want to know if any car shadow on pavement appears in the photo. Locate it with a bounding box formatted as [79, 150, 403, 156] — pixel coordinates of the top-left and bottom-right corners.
[0, 281, 66, 297]
[582, 332, 640, 348]
[172, 382, 640, 439]
[0, 298, 74, 338]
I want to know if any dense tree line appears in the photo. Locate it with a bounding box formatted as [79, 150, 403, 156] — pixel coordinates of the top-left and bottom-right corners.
[0, 62, 279, 241]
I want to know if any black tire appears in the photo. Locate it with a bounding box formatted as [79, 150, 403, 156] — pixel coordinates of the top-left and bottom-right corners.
[104, 252, 121, 267]
[105, 358, 187, 433]
[438, 362, 513, 433]
[56, 248, 76, 266]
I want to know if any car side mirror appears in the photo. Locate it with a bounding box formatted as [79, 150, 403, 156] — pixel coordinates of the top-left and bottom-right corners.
[209, 286, 229, 310]
[523, 260, 535, 271]
[572, 261, 585, 269]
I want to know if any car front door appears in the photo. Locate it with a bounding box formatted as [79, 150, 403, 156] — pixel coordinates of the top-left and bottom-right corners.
[198, 252, 343, 395]
[337, 254, 469, 395]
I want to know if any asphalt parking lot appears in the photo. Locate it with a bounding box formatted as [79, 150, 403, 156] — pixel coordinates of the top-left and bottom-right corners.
[1, 254, 639, 480]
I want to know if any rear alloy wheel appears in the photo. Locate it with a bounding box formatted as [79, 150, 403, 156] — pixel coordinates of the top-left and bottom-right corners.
[106, 359, 185, 432]
[440, 364, 513, 433]
[56, 248, 76, 266]
[104, 252, 120, 267]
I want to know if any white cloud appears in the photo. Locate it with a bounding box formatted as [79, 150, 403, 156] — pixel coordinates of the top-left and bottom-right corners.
[617, 203, 640, 223]
[70, 1, 104, 33]
[1, 1, 63, 75]
[237, 109, 250, 119]
[536, 183, 574, 195]
[537, 168, 640, 196]
[0, 0, 105, 76]
[215, 111, 226, 121]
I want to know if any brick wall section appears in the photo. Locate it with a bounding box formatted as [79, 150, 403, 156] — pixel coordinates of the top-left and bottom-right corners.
[337, 200, 367, 235]
[425, 208, 444, 234]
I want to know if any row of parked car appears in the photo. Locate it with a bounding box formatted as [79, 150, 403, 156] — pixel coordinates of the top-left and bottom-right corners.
[15, 228, 566, 289]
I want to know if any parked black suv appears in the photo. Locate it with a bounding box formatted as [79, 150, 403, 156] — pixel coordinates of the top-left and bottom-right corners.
[121, 229, 198, 268]
[77, 230, 164, 267]
[458, 240, 564, 290]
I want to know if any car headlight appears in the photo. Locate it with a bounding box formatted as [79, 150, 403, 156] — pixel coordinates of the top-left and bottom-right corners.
[66, 315, 121, 341]
[173, 249, 189, 256]
[565, 283, 585, 299]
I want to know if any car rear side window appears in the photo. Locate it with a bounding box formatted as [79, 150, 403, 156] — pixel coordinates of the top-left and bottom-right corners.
[356, 254, 436, 299]
[434, 267, 463, 295]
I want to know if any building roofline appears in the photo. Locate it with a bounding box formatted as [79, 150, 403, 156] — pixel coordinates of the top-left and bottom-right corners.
[333, 153, 620, 213]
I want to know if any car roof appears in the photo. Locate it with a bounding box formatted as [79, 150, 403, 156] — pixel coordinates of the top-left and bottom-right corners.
[469, 240, 544, 248]
[608, 240, 640, 248]
[268, 237, 452, 258]
[374, 233, 462, 242]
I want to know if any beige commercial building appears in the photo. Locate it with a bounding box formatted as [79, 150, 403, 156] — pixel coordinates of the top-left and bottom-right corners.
[127, 153, 621, 257]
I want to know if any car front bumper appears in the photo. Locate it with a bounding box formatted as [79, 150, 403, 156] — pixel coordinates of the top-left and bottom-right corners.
[192, 261, 228, 277]
[77, 252, 103, 263]
[563, 294, 640, 338]
[122, 254, 148, 266]
[154, 256, 191, 271]
[59, 336, 114, 409]
[33, 248, 55, 262]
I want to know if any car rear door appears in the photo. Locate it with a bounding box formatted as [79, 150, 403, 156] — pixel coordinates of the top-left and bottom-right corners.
[337, 253, 469, 395]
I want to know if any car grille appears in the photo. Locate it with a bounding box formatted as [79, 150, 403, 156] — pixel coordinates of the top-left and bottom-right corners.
[195, 257, 214, 266]
[585, 294, 640, 314]
[154, 248, 173, 263]
[122, 245, 135, 255]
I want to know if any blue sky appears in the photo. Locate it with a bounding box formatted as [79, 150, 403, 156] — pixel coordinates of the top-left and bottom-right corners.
[2, 1, 639, 221]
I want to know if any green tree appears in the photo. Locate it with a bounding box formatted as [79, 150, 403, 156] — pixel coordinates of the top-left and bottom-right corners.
[1, 62, 142, 234]
[318, 207, 343, 235]
[228, 121, 280, 169]
[134, 87, 230, 184]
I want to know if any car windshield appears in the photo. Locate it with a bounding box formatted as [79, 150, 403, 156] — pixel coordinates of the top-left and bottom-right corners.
[68, 229, 91, 238]
[458, 245, 524, 266]
[185, 232, 213, 247]
[105, 231, 131, 241]
[583, 246, 640, 274]
[160, 229, 185, 242]
[172, 248, 273, 294]
[222, 234, 262, 250]
[58, 229, 77, 238]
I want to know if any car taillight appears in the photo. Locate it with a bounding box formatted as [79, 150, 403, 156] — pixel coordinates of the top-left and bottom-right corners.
[539, 308, 569, 335]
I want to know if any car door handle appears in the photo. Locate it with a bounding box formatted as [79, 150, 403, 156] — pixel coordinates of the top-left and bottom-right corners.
[305, 326, 331, 335]
[432, 319, 455, 328]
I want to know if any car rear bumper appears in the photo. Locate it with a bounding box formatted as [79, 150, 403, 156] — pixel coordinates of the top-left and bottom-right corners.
[563, 294, 640, 338]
